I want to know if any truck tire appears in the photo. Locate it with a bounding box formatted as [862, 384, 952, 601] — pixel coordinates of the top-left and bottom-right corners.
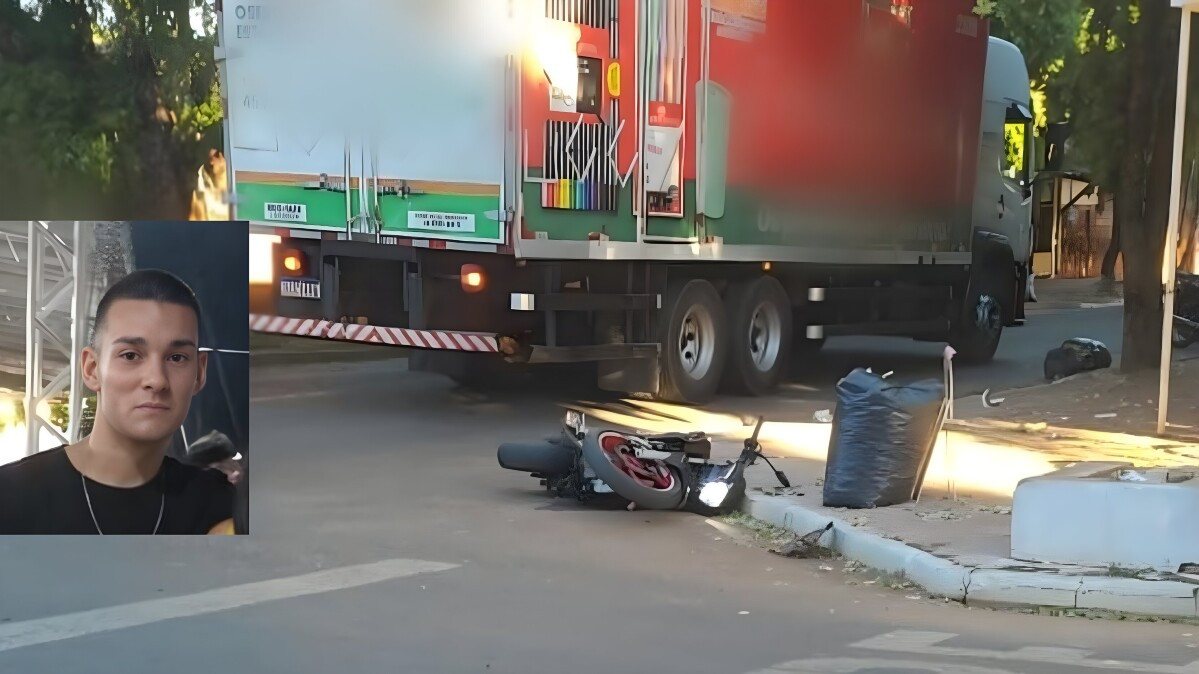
[657, 279, 728, 404]
[951, 285, 1004, 364]
[724, 275, 792, 396]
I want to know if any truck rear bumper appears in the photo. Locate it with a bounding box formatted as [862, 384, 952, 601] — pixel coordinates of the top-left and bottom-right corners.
[249, 314, 501, 353]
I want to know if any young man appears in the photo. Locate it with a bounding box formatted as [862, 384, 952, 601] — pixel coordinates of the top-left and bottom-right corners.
[0, 269, 240, 535]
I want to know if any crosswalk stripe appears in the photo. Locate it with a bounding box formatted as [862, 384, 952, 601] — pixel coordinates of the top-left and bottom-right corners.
[745, 656, 1023, 673]
[851, 630, 1199, 673]
[0, 557, 458, 653]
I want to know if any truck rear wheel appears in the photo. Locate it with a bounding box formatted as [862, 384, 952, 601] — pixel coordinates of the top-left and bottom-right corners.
[657, 280, 728, 404]
[724, 275, 792, 396]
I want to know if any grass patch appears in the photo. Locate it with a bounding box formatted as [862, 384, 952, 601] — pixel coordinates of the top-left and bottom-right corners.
[718, 512, 790, 543]
[719, 513, 836, 559]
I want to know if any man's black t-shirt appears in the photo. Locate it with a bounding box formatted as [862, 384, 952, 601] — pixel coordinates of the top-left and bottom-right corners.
[0, 446, 233, 535]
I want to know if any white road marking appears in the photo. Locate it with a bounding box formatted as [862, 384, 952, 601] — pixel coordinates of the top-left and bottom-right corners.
[744, 657, 1022, 673]
[249, 391, 333, 403]
[852, 630, 1199, 673]
[0, 557, 458, 653]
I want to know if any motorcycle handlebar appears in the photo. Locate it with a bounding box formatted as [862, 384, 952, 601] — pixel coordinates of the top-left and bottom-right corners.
[747, 416, 765, 447]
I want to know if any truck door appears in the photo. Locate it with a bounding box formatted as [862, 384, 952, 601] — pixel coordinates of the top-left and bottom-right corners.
[222, 0, 511, 245]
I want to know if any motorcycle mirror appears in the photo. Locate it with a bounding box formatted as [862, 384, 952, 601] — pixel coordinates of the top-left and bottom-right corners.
[183, 429, 237, 467]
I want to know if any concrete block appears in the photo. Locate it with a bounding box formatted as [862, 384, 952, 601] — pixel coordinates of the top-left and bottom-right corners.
[1076, 577, 1199, 618]
[965, 569, 1081, 608]
[1012, 463, 1199, 572]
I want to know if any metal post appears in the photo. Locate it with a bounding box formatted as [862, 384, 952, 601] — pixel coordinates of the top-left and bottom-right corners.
[23, 221, 79, 456]
[1052, 177, 1064, 278]
[215, 2, 235, 220]
[67, 221, 90, 443]
[24, 221, 40, 457]
[1159, 8, 1193, 435]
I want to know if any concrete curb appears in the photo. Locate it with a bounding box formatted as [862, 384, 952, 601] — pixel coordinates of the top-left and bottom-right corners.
[742, 493, 1199, 619]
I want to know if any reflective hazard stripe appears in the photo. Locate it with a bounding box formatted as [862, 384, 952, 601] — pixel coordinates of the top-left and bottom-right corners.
[249, 314, 500, 353]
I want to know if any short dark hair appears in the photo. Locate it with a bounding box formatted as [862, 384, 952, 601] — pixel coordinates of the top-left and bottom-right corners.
[91, 269, 202, 347]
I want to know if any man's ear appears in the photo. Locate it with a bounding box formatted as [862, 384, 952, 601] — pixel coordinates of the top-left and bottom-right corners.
[194, 350, 209, 395]
[81, 345, 101, 392]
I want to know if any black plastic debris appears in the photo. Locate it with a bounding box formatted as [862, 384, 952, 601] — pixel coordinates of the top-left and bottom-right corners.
[823, 369, 946, 509]
[1043, 338, 1112, 381]
[1174, 271, 1198, 348]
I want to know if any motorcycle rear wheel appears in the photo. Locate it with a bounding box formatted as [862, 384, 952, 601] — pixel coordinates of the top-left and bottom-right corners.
[580, 432, 687, 510]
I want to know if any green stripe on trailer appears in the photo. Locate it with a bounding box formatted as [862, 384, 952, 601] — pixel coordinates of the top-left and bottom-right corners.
[521, 170, 638, 242]
[237, 182, 504, 242]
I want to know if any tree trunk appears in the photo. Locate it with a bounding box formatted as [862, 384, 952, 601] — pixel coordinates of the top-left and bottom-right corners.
[1120, 4, 1179, 373]
[1101, 203, 1121, 279]
[122, 9, 191, 219]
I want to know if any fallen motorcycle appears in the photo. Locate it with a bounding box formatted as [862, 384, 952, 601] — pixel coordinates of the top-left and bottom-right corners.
[1174, 271, 1199, 350]
[498, 411, 789, 515]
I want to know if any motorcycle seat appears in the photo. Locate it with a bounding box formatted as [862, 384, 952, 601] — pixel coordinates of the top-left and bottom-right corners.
[645, 433, 712, 459]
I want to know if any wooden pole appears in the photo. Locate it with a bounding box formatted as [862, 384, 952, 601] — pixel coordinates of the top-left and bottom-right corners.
[1158, 7, 1193, 435]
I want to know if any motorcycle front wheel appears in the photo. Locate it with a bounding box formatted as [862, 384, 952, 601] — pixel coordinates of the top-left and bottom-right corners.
[580, 432, 687, 510]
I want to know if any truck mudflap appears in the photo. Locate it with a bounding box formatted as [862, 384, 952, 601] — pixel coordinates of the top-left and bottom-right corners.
[250, 314, 501, 353]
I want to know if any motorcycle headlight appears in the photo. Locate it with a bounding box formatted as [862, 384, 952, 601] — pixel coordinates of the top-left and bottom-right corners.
[698, 480, 731, 508]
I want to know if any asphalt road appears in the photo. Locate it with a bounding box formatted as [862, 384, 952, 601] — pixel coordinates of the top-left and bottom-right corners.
[4, 305, 1196, 674]
[797, 305, 1125, 397]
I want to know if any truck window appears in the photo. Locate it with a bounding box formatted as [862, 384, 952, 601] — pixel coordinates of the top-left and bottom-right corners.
[1002, 103, 1034, 194]
[1002, 121, 1025, 181]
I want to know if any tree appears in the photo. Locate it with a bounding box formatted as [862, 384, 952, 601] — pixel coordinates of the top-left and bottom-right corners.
[979, 0, 1197, 372]
[0, 0, 222, 219]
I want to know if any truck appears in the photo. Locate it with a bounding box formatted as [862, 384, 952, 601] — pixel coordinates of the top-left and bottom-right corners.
[221, 0, 1035, 404]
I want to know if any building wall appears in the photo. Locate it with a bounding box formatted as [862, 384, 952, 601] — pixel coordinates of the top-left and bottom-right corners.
[1058, 178, 1114, 279]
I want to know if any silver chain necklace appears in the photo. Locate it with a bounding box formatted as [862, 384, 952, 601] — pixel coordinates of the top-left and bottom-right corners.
[81, 469, 165, 536]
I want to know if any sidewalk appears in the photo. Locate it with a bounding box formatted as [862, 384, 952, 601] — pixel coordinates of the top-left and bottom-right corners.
[1031, 277, 1124, 311]
[957, 358, 1199, 441]
[709, 419, 1199, 618]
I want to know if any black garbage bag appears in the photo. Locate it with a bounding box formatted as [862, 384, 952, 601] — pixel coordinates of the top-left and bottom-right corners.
[1043, 338, 1112, 381]
[823, 369, 946, 508]
[1179, 271, 1199, 306]
[1177, 272, 1199, 348]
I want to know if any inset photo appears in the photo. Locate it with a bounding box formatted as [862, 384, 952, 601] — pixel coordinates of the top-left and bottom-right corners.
[0, 221, 248, 535]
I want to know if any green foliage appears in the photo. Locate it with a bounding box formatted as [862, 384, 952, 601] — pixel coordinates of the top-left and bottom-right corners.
[1004, 122, 1027, 176]
[0, 0, 223, 218]
[981, 0, 1085, 84]
[978, 0, 1198, 188]
[47, 395, 96, 435]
